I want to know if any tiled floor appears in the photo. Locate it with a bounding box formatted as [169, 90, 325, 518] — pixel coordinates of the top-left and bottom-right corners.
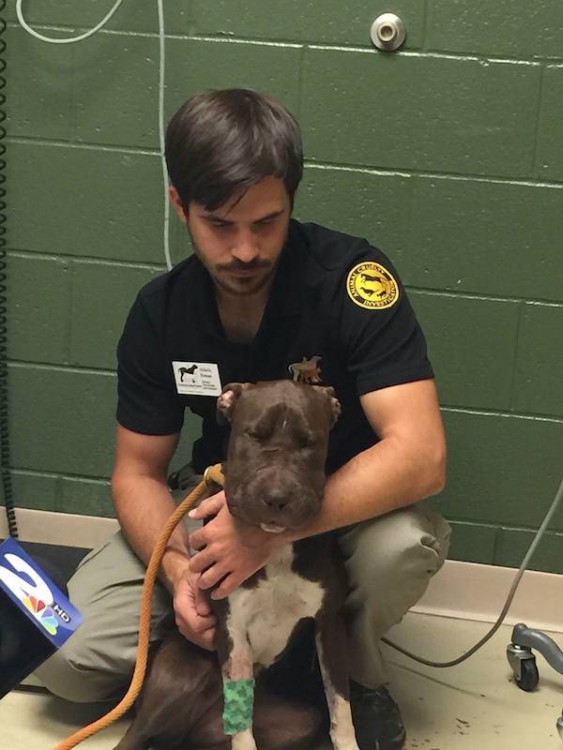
[1, 612, 562, 749]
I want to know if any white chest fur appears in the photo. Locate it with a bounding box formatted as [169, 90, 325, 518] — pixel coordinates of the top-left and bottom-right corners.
[226, 546, 325, 669]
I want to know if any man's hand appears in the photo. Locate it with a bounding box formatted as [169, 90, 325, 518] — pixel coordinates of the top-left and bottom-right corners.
[188, 490, 285, 600]
[172, 567, 217, 651]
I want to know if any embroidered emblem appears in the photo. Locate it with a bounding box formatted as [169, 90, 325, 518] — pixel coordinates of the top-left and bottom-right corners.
[288, 356, 322, 384]
[346, 261, 399, 310]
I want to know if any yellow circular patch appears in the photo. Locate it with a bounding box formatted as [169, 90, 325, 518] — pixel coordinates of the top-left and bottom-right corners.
[346, 262, 399, 310]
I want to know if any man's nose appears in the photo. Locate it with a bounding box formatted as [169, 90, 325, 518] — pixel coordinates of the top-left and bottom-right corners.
[231, 229, 259, 263]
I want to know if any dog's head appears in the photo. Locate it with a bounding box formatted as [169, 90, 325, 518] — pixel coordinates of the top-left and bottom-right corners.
[217, 380, 340, 534]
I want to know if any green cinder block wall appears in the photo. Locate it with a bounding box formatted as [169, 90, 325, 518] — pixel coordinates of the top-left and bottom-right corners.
[3, 0, 563, 573]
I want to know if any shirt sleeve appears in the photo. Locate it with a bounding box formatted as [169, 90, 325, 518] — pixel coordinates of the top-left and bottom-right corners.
[116, 293, 185, 435]
[338, 247, 434, 395]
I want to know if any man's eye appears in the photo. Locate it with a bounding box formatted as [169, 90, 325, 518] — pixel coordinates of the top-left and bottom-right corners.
[256, 219, 273, 227]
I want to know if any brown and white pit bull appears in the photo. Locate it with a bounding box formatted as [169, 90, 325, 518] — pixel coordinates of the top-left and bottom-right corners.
[115, 380, 361, 750]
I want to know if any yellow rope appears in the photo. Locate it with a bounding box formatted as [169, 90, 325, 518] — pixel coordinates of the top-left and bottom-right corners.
[53, 463, 225, 750]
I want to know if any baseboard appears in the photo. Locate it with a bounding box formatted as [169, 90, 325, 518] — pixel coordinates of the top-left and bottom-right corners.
[0, 506, 119, 550]
[2, 506, 562, 635]
[411, 559, 563, 634]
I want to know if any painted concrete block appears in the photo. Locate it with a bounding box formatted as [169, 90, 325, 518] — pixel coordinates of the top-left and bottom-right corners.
[192, 0, 425, 49]
[439, 409, 563, 529]
[69, 261, 163, 370]
[410, 292, 520, 411]
[7, 25, 74, 141]
[301, 48, 541, 179]
[295, 166, 413, 261]
[8, 255, 71, 365]
[8, 142, 167, 264]
[513, 304, 563, 418]
[443, 521, 497, 565]
[427, 0, 563, 60]
[7, 0, 190, 34]
[8, 364, 116, 477]
[164, 37, 302, 118]
[73, 34, 160, 149]
[495, 527, 563, 575]
[405, 176, 563, 302]
[536, 66, 563, 181]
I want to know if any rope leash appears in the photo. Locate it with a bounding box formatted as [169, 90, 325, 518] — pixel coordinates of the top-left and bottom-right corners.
[53, 463, 225, 750]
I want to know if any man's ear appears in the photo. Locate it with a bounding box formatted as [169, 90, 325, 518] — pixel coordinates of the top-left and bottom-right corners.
[169, 186, 187, 224]
[217, 383, 254, 424]
[312, 385, 341, 427]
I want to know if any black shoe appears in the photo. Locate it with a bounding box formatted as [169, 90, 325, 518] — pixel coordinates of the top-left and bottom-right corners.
[350, 681, 406, 750]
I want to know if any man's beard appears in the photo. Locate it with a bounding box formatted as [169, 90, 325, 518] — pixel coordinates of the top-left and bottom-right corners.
[188, 231, 285, 297]
[211, 257, 277, 296]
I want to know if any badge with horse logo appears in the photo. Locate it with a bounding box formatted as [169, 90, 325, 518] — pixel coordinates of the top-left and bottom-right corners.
[346, 261, 399, 310]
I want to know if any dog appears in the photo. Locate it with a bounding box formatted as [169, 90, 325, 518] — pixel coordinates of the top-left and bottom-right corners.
[115, 380, 360, 750]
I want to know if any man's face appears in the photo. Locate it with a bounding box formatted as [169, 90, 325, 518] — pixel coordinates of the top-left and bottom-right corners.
[170, 176, 292, 298]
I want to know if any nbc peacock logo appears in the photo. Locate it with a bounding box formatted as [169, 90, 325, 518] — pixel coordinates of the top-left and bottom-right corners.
[22, 595, 59, 636]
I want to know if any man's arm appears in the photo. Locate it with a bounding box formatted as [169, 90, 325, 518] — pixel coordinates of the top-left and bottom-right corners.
[286, 378, 446, 541]
[188, 378, 446, 597]
[111, 424, 187, 591]
[112, 424, 218, 649]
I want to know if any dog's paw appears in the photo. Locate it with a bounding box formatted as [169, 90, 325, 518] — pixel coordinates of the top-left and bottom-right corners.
[231, 728, 258, 750]
[332, 742, 361, 750]
[330, 728, 361, 750]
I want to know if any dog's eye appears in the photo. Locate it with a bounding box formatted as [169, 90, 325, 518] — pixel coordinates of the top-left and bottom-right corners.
[246, 429, 261, 441]
[298, 431, 317, 449]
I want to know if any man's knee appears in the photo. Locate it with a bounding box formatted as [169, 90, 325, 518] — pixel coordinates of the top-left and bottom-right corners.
[339, 503, 451, 613]
[34, 531, 172, 704]
[35, 640, 129, 703]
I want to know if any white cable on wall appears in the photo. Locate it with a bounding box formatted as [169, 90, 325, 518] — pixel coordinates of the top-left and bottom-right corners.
[16, 0, 124, 44]
[157, 0, 172, 271]
[16, 0, 173, 270]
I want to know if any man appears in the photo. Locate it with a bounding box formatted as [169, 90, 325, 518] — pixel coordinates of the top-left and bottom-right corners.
[37, 89, 450, 750]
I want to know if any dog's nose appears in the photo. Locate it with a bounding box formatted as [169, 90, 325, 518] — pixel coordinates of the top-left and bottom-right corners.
[264, 488, 290, 512]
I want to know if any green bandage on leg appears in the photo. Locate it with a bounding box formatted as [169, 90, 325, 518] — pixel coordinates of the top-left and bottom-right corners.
[222, 678, 255, 735]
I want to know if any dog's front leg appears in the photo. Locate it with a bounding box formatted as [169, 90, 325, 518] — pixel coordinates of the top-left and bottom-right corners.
[219, 625, 257, 750]
[315, 620, 360, 750]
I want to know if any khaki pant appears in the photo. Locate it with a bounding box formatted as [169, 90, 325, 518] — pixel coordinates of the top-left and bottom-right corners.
[36, 503, 451, 703]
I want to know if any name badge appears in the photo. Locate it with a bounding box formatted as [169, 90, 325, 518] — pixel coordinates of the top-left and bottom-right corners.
[172, 361, 222, 396]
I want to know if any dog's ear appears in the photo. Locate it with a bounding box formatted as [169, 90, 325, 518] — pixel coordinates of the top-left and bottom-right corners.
[217, 382, 254, 424]
[311, 385, 341, 427]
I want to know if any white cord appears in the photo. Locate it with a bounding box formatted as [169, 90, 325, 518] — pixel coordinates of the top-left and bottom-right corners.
[17, 0, 173, 270]
[383, 472, 563, 668]
[16, 0, 125, 44]
[157, 0, 172, 271]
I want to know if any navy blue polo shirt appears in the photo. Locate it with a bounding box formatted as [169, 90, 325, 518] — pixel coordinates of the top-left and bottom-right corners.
[117, 219, 433, 474]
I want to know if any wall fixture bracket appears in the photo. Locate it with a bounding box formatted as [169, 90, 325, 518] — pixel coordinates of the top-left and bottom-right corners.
[370, 13, 406, 52]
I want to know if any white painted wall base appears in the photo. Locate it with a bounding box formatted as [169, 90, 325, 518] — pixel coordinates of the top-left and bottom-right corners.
[411, 558, 562, 634]
[2, 506, 562, 634]
[0, 505, 119, 550]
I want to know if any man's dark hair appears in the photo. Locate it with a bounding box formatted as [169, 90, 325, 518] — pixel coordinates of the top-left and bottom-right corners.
[165, 88, 303, 211]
